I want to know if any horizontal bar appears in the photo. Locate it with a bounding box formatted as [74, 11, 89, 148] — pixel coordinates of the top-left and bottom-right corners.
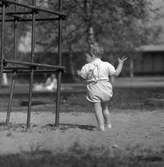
[4, 67, 31, 70]
[0, 11, 33, 15]
[3, 68, 63, 73]
[3, 66, 61, 73]
[4, 66, 63, 70]
[0, 0, 66, 17]
[3, 11, 65, 21]
[4, 59, 65, 70]
[0, 17, 60, 22]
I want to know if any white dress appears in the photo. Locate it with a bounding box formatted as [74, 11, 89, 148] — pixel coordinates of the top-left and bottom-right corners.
[80, 58, 116, 103]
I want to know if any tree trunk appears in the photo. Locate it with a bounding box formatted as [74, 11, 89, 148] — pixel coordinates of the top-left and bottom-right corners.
[68, 45, 76, 81]
[130, 57, 134, 78]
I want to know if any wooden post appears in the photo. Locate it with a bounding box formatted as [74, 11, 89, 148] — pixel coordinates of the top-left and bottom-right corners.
[130, 57, 134, 78]
[55, 0, 63, 127]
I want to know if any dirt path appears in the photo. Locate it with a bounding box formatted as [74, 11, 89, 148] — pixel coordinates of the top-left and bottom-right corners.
[0, 110, 163, 154]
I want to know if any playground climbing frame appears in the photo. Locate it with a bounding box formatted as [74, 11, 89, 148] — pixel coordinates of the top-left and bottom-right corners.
[0, 0, 65, 128]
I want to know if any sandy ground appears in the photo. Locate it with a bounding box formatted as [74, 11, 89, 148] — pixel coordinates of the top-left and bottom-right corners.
[0, 110, 163, 155]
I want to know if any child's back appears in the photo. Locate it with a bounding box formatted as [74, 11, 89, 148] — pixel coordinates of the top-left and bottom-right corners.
[80, 58, 116, 83]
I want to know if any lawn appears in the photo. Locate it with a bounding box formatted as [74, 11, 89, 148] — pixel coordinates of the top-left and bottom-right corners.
[0, 87, 163, 166]
[1, 87, 164, 112]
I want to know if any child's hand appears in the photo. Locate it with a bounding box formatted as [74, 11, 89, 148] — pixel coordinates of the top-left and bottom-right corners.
[118, 57, 128, 64]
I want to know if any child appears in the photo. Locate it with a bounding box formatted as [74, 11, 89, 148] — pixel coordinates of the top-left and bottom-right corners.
[44, 74, 57, 91]
[33, 74, 57, 91]
[77, 44, 127, 131]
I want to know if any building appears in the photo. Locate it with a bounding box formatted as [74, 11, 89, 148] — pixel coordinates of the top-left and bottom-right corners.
[135, 44, 164, 76]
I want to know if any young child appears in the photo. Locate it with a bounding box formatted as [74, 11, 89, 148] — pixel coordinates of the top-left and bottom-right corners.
[77, 44, 127, 131]
[33, 74, 57, 91]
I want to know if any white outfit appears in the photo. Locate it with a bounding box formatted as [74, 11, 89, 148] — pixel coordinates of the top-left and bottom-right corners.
[80, 58, 116, 103]
[33, 78, 57, 91]
[46, 78, 57, 90]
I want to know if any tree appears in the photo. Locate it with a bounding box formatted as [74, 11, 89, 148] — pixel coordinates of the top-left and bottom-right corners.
[16, 0, 160, 78]
[59, 0, 160, 77]
[1, 0, 161, 81]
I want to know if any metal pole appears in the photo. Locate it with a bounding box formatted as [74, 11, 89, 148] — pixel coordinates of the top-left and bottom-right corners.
[27, 0, 36, 128]
[5, 59, 64, 70]
[55, 0, 62, 127]
[6, 72, 16, 125]
[1, 11, 35, 15]
[0, 17, 60, 22]
[0, 0, 65, 17]
[6, 0, 17, 125]
[0, 1, 6, 86]
[3, 68, 63, 73]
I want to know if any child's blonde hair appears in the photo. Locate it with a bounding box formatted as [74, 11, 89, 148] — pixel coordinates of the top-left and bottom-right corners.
[90, 42, 104, 58]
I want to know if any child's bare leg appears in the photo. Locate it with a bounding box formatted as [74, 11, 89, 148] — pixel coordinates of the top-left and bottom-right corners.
[102, 101, 112, 128]
[93, 102, 105, 131]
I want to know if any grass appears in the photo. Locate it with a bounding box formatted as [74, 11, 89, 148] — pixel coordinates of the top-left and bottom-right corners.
[60, 87, 164, 112]
[0, 142, 163, 167]
[112, 87, 164, 110]
[1, 87, 164, 112]
[0, 87, 164, 166]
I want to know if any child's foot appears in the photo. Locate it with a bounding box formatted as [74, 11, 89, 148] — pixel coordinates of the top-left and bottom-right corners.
[112, 144, 119, 148]
[99, 126, 105, 131]
[106, 124, 112, 129]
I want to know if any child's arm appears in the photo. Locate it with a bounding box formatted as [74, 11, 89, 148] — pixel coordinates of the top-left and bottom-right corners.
[113, 57, 128, 77]
[77, 70, 87, 83]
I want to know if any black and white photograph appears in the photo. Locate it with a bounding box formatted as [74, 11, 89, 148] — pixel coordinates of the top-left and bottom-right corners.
[0, 0, 164, 166]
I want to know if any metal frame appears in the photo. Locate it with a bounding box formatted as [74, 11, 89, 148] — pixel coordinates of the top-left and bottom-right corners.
[0, 0, 64, 128]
